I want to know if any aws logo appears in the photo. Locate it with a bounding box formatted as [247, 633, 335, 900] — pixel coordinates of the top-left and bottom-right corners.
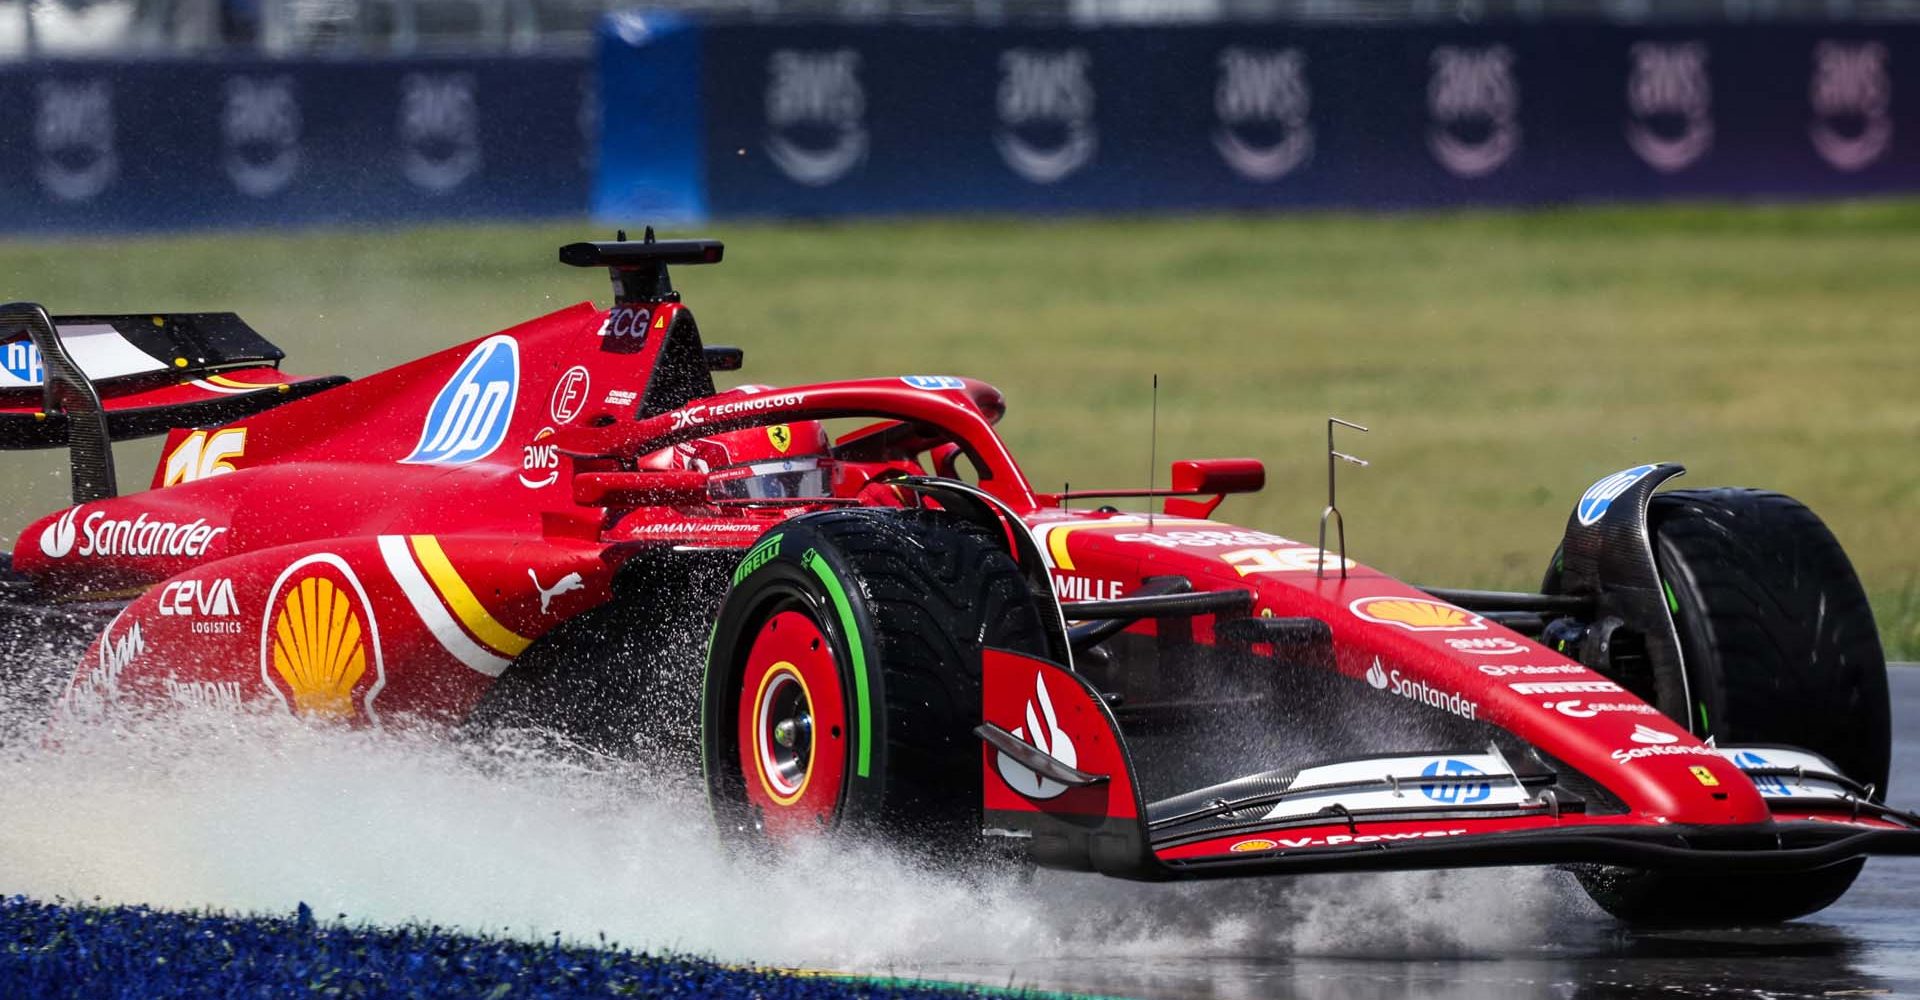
[1213, 47, 1312, 182]
[404, 335, 519, 465]
[1811, 40, 1893, 172]
[36, 79, 117, 203]
[398, 72, 480, 193]
[995, 49, 1097, 184]
[519, 427, 560, 489]
[1427, 45, 1519, 178]
[765, 49, 868, 186]
[222, 75, 301, 197]
[1626, 42, 1713, 173]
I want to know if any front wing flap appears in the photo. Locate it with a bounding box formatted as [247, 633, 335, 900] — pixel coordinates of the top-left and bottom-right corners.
[978, 647, 1920, 881]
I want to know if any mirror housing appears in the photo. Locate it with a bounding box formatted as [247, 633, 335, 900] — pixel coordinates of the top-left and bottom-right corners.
[1170, 458, 1265, 495]
[1165, 459, 1265, 518]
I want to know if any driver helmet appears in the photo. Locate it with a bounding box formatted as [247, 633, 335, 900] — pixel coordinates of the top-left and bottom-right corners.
[676, 385, 833, 500]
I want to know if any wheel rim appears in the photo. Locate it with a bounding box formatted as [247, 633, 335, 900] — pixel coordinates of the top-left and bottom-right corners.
[737, 608, 848, 838]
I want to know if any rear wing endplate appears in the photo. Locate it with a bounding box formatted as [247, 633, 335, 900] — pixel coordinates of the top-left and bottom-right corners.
[0, 303, 346, 503]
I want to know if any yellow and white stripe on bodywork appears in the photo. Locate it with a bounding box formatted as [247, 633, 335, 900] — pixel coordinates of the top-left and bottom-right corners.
[378, 534, 530, 677]
[1028, 515, 1212, 571]
[189, 373, 289, 395]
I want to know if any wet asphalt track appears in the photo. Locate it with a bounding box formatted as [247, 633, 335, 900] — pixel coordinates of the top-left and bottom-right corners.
[936, 666, 1920, 1000]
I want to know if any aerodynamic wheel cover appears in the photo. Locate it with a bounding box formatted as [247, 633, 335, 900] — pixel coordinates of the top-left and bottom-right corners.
[738, 608, 848, 838]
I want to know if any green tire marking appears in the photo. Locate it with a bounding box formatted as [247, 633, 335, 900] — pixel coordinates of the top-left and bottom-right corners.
[803, 546, 872, 779]
[1663, 579, 1680, 615]
[1698, 701, 1710, 733]
[699, 615, 722, 791]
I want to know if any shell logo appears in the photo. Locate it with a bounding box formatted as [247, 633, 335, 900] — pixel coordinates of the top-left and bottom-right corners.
[1349, 596, 1486, 633]
[1229, 839, 1278, 853]
[260, 553, 385, 723]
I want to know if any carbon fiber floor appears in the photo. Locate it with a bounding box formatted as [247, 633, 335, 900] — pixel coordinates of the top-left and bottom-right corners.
[925, 667, 1920, 1000]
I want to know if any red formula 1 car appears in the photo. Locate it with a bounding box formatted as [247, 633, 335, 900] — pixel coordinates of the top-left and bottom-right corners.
[3, 237, 1914, 926]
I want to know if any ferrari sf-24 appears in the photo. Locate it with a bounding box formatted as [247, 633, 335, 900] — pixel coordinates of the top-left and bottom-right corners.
[1, 236, 1911, 926]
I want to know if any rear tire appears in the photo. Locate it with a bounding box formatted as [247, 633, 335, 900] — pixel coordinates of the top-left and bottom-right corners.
[702, 508, 1048, 850]
[461, 550, 731, 771]
[1573, 487, 1889, 926]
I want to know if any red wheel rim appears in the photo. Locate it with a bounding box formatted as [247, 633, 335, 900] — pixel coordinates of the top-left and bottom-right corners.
[737, 608, 848, 838]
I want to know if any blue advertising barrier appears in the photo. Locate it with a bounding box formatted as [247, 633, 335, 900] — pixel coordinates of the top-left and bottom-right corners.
[0, 55, 590, 231]
[593, 17, 1920, 221]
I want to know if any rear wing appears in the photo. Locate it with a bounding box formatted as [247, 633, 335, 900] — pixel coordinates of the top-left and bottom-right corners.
[0, 303, 346, 503]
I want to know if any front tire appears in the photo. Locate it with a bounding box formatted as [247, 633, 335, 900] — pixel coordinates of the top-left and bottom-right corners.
[1574, 487, 1889, 926]
[702, 508, 1048, 848]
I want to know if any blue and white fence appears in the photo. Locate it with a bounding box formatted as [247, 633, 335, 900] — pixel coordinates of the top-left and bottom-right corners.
[0, 56, 591, 231]
[594, 17, 1920, 221]
[1, 23, 1916, 232]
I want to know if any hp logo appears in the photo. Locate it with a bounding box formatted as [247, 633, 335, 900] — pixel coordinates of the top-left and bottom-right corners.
[3, 341, 43, 386]
[1733, 750, 1791, 797]
[1419, 758, 1492, 804]
[1577, 464, 1658, 526]
[404, 335, 520, 465]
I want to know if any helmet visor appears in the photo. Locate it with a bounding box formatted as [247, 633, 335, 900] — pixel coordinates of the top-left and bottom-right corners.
[709, 459, 834, 501]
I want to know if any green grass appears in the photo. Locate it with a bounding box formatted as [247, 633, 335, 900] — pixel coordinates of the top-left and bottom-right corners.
[2, 200, 1916, 656]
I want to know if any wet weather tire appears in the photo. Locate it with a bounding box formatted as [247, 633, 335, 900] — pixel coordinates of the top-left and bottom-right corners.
[1575, 487, 1889, 926]
[702, 508, 1048, 849]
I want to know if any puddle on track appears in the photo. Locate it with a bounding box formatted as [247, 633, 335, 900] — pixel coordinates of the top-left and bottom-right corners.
[3, 670, 1918, 999]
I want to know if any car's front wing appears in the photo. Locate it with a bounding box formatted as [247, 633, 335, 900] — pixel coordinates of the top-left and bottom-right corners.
[977, 647, 1920, 882]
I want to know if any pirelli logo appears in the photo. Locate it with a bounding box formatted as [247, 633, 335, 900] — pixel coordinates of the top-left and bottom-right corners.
[733, 532, 785, 586]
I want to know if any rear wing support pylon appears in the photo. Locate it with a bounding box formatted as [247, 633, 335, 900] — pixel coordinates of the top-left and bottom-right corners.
[1, 302, 116, 504]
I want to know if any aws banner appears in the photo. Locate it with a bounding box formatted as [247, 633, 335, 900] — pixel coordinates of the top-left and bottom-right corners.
[593, 17, 1919, 220]
[0, 55, 590, 232]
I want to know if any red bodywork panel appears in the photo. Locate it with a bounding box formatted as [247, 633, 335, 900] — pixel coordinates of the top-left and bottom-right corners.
[1018, 511, 1764, 826]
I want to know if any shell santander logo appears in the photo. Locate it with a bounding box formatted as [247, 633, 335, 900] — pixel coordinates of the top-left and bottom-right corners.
[260, 553, 385, 722]
[1349, 596, 1486, 633]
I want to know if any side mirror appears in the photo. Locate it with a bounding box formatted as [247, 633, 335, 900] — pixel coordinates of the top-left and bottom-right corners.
[1165, 458, 1265, 518]
[1171, 458, 1265, 494]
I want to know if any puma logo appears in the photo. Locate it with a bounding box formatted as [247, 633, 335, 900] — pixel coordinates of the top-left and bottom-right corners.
[528, 569, 584, 614]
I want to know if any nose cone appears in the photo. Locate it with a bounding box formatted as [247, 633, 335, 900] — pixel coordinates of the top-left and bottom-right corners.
[1601, 734, 1772, 826]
